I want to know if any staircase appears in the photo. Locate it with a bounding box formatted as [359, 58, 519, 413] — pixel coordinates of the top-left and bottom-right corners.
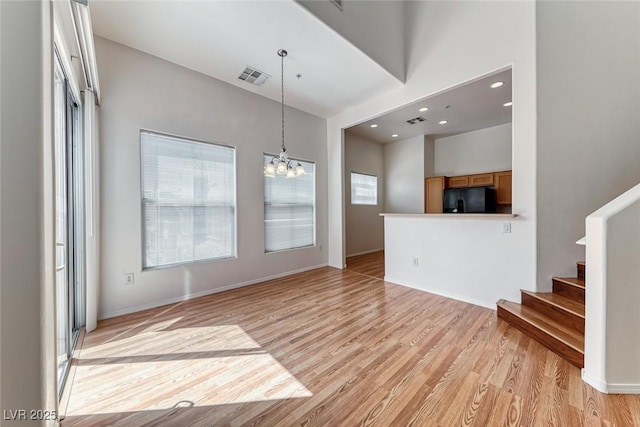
[497, 261, 585, 368]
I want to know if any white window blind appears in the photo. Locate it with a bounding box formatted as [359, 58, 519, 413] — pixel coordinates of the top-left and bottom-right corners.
[351, 172, 378, 205]
[141, 131, 236, 269]
[264, 155, 315, 252]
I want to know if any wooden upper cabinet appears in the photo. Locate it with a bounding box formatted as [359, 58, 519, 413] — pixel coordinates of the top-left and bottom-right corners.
[469, 173, 494, 187]
[447, 176, 469, 188]
[425, 176, 446, 213]
[494, 170, 513, 205]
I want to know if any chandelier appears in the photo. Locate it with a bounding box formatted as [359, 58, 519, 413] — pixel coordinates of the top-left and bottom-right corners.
[264, 49, 305, 179]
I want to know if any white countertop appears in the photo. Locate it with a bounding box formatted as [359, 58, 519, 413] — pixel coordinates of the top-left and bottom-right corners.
[380, 213, 518, 218]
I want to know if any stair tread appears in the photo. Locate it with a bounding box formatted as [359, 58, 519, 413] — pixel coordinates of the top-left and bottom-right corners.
[497, 300, 584, 353]
[520, 290, 585, 318]
[553, 277, 585, 288]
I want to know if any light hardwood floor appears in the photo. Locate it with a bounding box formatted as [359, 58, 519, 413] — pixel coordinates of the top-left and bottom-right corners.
[62, 253, 640, 426]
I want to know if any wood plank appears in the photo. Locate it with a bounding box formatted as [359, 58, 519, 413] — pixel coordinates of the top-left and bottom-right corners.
[521, 290, 585, 333]
[497, 300, 584, 368]
[553, 277, 586, 303]
[61, 262, 640, 426]
[577, 261, 586, 280]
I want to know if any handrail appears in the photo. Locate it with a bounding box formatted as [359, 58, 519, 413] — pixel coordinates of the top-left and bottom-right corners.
[583, 181, 640, 393]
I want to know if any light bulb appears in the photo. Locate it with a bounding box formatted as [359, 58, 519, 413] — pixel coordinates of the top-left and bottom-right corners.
[295, 164, 306, 176]
[276, 161, 287, 175]
[264, 162, 276, 178]
[286, 166, 296, 178]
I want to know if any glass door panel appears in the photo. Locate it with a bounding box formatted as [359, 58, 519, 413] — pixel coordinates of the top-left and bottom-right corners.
[54, 56, 70, 388]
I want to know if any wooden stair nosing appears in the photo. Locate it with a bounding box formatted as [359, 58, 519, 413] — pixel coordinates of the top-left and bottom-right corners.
[552, 277, 586, 303]
[520, 291, 585, 335]
[496, 300, 584, 368]
[552, 277, 585, 289]
[520, 290, 585, 319]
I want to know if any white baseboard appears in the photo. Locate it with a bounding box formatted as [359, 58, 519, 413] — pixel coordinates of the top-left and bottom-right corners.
[581, 369, 609, 393]
[606, 384, 640, 394]
[100, 263, 328, 320]
[346, 248, 384, 258]
[384, 276, 496, 310]
[582, 369, 640, 394]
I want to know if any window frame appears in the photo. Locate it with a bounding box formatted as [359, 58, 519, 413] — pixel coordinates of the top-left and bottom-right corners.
[263, 153, 317, 254]
[350, 172, 379, 206]
[140, 129, 238, 270]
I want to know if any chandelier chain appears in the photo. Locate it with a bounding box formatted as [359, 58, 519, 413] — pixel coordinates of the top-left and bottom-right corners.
[281, 51, 285, 153]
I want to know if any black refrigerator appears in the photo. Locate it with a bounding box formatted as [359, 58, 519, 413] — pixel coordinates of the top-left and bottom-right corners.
[443, 187, 497, 213]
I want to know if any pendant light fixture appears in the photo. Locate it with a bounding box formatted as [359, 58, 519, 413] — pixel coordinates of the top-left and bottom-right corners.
[264, 49, 305, 179]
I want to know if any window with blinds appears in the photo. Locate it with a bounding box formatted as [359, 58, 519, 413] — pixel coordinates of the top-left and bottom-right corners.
[264, 155, 316, 252]
[141, 131, 236, 269]
[351, 172, 378, 205]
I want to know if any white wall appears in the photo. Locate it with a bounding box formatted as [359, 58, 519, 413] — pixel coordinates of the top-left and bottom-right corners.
[434, 123, 512, 176]
[96, 38, 328, 318]
[0, 1, 57, 424]
[384, 215, 522, 309]
[327, 0, 537, 293]
[384, 135, 425, 213]
[584, 183, 640, 393]
[295, 0, 405, 82]
[344, 133, 384, 256]
[536, 1, 640, 289]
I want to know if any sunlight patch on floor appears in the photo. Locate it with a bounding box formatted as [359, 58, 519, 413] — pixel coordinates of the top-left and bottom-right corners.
[65, 325, 312, 416]
[80, 324, 261, 358]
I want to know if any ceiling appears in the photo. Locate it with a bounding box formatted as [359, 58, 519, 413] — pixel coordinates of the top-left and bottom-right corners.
[89, 0, 403, 119]
[347, 69, 513, 144]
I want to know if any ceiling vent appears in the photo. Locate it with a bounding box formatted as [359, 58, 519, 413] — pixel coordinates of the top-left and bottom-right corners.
[238, 66, 270, 86]
[406, 116, 426, 125]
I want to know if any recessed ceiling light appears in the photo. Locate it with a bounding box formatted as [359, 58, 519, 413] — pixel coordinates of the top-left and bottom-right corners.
[490, 81, 504, 89]
[439, 120, 448, 125]
[419, 107, 429, 112]
[503, 101, 513, 107]
[370, 124, 378, 128]
[392, 134, 398, 138]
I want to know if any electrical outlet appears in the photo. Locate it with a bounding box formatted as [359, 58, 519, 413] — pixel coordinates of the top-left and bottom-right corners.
[412, 257, 419, 266]
[124, 273, 134, 285]
[502, 222, 512, 234]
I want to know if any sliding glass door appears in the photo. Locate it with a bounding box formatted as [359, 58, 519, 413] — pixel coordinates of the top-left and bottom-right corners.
[54, 52, 85, 395]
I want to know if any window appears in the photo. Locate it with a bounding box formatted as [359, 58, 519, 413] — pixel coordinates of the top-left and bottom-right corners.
[141, 131, 236, 269]
[264, 155, 315, 252]
[351, 172, 378, 205]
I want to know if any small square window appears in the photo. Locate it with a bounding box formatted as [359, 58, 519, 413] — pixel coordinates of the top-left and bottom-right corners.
[351, 172, 377, 205]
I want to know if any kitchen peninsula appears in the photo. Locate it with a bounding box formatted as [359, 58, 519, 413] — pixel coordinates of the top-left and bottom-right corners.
[379, 169, 518, 309]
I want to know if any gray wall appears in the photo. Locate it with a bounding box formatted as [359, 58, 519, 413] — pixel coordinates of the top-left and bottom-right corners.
[384, 135, 425, 214]
[1, 1, 57, 424]
[536, 1, 640, 287]
[434, 123, 512, 176]
[296, 0, 405, 81]
[344, 132, 384, 256]
[96, 37, 328, 318]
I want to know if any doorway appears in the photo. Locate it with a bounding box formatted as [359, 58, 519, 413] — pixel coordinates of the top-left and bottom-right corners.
[54, 51, 85, 395]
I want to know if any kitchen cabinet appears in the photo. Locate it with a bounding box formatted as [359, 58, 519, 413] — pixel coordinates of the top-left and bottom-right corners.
[425, 176, 446, 213]
[469, 173, 494, 187]
[447, 176, 469, 188]
[494, 171, 512, 205]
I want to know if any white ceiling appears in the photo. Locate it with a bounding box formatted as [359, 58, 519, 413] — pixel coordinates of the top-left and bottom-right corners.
[89, 0, 403, 118]
[347, 69, 513, 144]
